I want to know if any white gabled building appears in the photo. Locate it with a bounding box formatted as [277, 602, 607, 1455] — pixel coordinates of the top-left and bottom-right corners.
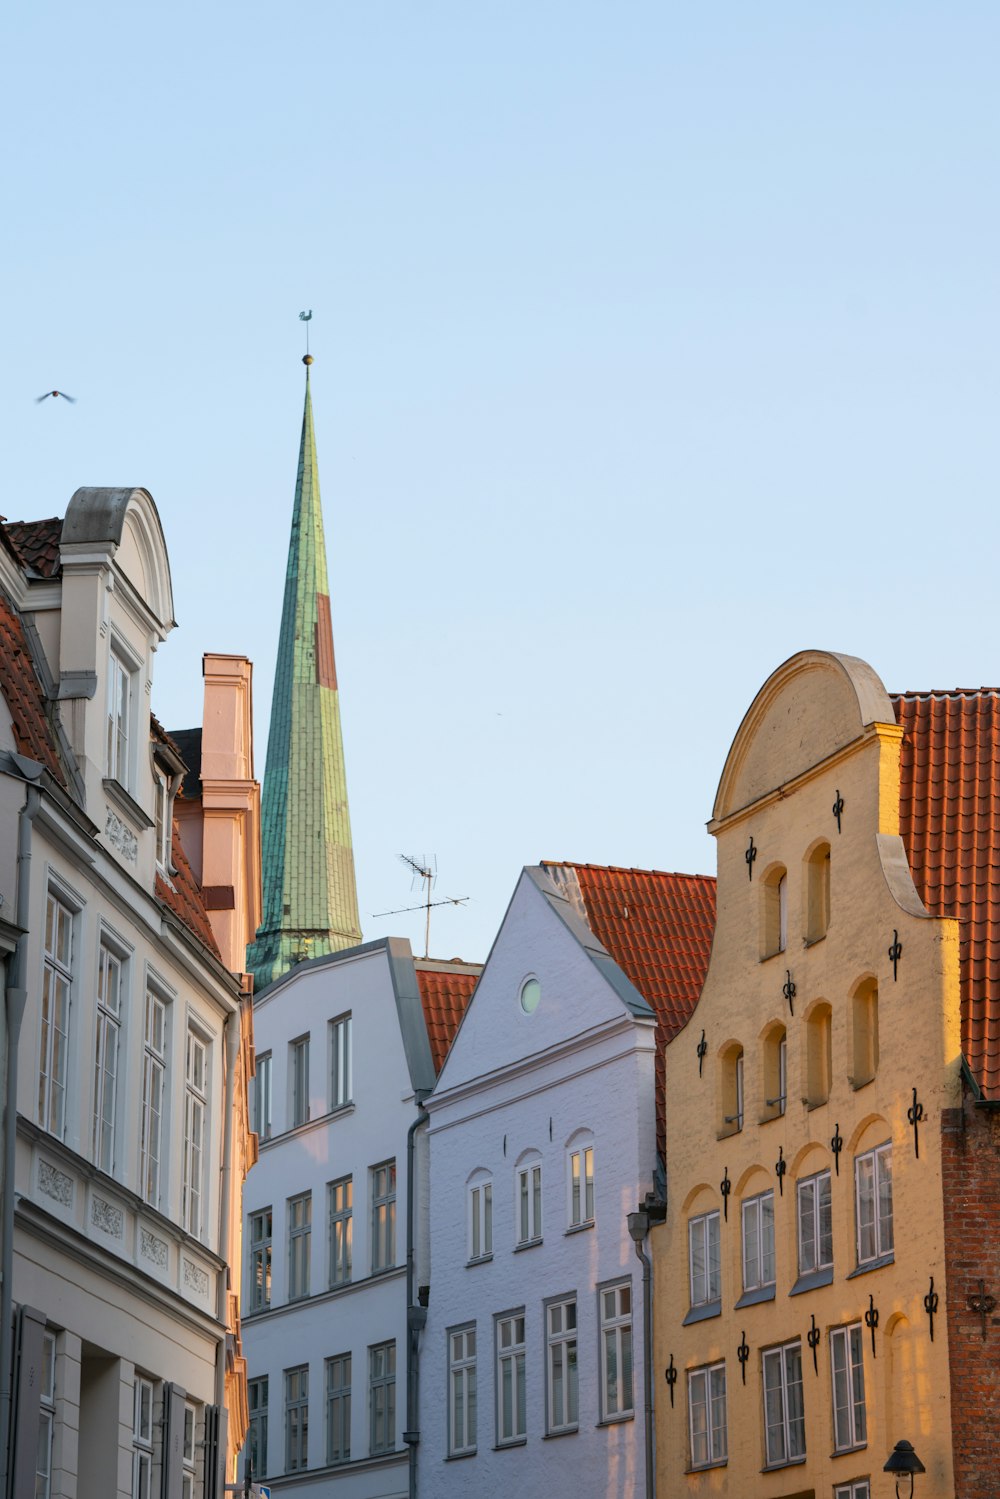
[419, 861, 715, 1499]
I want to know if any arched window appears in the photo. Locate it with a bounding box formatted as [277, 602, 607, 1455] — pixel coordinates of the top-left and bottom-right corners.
[514, 1150, 542, 1246]
[762, 1024, 787, 1121]
[720, 1045, 744, 1135]
[566, 1129, 595, 1229]
[762, 867, 788, 958]
[806, 1003, 832, 1107]
[466, 1168, 493, 1262]
[852, 979, 879, 1087]
[805, 842, 831, 943]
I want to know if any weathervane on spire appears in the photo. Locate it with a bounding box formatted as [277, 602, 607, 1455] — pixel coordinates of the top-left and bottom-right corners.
[299, 309, 313, 365]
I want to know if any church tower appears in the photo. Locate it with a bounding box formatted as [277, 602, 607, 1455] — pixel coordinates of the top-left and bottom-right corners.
[247, 356, 362, 990]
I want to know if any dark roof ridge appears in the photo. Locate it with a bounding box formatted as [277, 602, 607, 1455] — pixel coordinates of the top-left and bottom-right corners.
[892, 687, 1000, 700]
[542, 859, 714, 883]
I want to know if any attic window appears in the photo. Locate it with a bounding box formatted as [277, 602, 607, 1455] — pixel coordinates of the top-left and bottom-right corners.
[519, 977, 541, 1015]
[107, 647, 134, 788]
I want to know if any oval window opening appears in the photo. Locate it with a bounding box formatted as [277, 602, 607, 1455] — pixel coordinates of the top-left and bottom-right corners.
[520, 978, 541, 1014]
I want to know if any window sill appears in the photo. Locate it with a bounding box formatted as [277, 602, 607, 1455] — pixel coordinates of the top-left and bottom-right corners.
[445, 1450, 477, 1461]
[806, 1097, 831, 1112]
[759, 949, 787, 964]
[103, 777, 154, 830]
[848, 1252, 895, 1280]
[466, 1253, 493, 1268]
[831, 1443, 868, 1459]
[513, 1237, 543, 1253]
[758, 1109, 786, 1125]
[735, 1284, 776, 1309]
[762, 1456, 807, 1473]
[851, 1075, 875, 1092]
[686, 1460, 727, 1474]
[790, 1266, 834, 1296]
[543, 1426, 579, 1440]
[683, 1300, 722, 1326]
[565, 1221, 594, 1236]
[717, 1124, 743, 1141]
[596, 1412, 634, 1428]
[803, 934, 827, 949]
[493, 1439, 527, 1451]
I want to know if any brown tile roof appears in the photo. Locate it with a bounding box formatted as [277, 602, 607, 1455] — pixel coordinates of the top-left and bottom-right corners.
[157, 822, 222, 959]
[0, 591, 65, 784]
[3, 518, 63, 578]
[416, 960, 481, 1073]
[893, 689, 1000, 1099]
[543, 862, 716, 1159]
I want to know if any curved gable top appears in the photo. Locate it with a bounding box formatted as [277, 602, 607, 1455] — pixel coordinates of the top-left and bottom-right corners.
[63, 487, 175, 629]
[714, 651, 895, 823]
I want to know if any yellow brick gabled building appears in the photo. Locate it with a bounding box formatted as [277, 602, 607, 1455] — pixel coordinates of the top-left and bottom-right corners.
[653, 651, 963, 1499]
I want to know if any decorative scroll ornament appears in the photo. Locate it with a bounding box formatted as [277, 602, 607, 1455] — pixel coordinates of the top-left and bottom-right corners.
[745, 835, 757, 880]
[737, 1331, 750, 1385]
[865, 1293, 880, 1356]
[832, 790, 845, 833]
[968, 1280, 996, 1340]
[907, 1087, 925, 1158]
[720, 1166, 731, 1221]
[924, 1277, 939, 1342]
[775, 1145, 787, 1196]
[697, 1029, 708, 1077]
[665, 1355, 677, 1408]
[831, 1123, 844, 1176]
[783, 969, 796, 1016]
[807, 1314, 821, 1374]
[888, 929, 903, 981]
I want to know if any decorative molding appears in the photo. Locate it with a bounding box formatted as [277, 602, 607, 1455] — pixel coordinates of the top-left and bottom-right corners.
[91, 1195, 124, 1238]
[38, 1160, 73, 1207]
[105, 808, 139, 863]
[183, 1258, 210, 1297]
[140, 1229, 169, 1269]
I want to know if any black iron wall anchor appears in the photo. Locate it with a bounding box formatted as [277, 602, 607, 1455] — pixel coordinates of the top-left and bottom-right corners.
[775, 1146, 787, 1196]
[924, 1277, 939, 1342]
[782, 970, 796, 1016]
[865, 1293, 880, 1357]
[737, 1331, 750, 1385]
[907, 1086, 925, 1158]
[968, 1280, 997, 1340]
[746, 835, 757, 880]
[665, 1354, 677, 1408]
[833, 790, 845, 833]
[697, 1029, 708, 1077]
[720, 1166, 732, 1221]
[806, 1314, 820, 1374]
[888, 929, 903, 981]
[831, 1124, 844, 1176]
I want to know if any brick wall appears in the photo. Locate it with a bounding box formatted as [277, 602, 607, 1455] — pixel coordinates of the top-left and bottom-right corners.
[942, 1098, 1000, 1497]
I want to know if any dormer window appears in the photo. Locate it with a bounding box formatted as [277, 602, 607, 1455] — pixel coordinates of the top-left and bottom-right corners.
[154, 767, 170, 869]
[107, 648, 133, 787]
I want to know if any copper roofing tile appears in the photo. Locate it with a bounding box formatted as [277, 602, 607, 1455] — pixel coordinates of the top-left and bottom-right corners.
[415, 963, 480, 1074]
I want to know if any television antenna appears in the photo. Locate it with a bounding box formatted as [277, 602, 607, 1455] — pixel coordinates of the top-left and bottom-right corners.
[372, 854, 468, 959]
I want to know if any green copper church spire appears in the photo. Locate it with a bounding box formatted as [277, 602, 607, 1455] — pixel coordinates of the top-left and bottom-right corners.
[248, 356, 362, 990]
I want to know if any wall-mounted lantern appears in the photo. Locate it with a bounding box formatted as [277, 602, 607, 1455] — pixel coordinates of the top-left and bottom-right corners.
[884, 1440, 926, 1499]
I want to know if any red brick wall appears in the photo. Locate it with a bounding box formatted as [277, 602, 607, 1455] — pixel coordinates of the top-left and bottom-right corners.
[941, 1099, 1000, 1497]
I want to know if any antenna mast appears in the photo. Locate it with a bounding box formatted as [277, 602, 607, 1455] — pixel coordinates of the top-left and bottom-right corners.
[373, 854, 468, 959]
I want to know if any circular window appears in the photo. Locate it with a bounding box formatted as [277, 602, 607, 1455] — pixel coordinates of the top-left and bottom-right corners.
[519, 977, 541, 1014]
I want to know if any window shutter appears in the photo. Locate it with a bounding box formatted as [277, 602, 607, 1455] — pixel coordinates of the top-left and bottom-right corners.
[11, 1306, 46, 1499]
[202, 1404, 228, 1499]
[163, 1383, 187, 1499]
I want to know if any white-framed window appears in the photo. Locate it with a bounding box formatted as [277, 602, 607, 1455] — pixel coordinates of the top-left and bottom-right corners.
[326, 1354, 350, 1465]
[448, 1326, 476, 1456]
[181, 1403, 196, 1499]
[132, 1376, 154, 1499]
[288, 1193, 311, 1300]
[140, 988, 167, 1207]
[249, 1208, 272, 1311]
[855, 1143, 893, 1264]
[107, 646, 133, 786]
[371, 1160, 396, 1273]
[516, 1159, 542, 1245]
[688, 1362, 727, 1470]
[153, 767, 171, 869]
[762, 1341, 805, 1467]
[36, 1330, 56, 1499]
[328, 1177, 352, 1287]
[284, 1366, 308, 1472]
[254, 1051, 272, 1141]
[182, 1026, 208, 1239]
[290, 1035, 309, 1128]
[468, 1176, 492, 1262]
[831, 1324, 867, 1453]
[568, 1143, 594, 1227]
[741, 1190, 776, 1293]
[329, 1014, 351, 1110]
[798, 1169, 833, 1274]
[247, 1376, 267, 1479]
[40, 889, 73, 1137]
[369, 1342, 395, 1455]
[93, 940, 123, 1172]
[689, 1210, 721, 1307]
[599, 1280, 633, 1420]
[495, 1313, 526, 1445]
[546, 1297, 578, 1433]
[834, 1482, 871, 1499]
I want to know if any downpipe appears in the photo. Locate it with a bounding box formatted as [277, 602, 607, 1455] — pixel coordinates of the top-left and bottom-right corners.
[214, 1005, 241, 1489]
[404, 1097, 429, 1499]
[627, 1208, 655, 1499]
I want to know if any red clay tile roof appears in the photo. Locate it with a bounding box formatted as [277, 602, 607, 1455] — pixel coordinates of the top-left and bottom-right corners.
[894, 689, 1000, 1099]
[543, 862, 716, 1159]
[3, 518, 63, 578]
[416, 961, 481, 1073]
[156, 822, 222, 960]
[0, 591, 66, 784]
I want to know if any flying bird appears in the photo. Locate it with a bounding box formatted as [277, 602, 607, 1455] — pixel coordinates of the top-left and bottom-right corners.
[36, 391, 76, 403]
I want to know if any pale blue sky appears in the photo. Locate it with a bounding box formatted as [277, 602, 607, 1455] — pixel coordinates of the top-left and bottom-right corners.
[4, 4, 999, 962]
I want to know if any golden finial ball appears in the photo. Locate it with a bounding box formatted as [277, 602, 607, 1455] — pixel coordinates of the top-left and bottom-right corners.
[302, 354, 314, 365]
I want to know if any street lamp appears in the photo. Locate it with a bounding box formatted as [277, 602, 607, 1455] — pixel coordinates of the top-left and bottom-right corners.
[884, 1439, 926, 1499]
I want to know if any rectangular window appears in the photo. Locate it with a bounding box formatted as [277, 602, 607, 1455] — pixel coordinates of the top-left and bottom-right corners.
[154, 769, 171, 869]
[762, 1341, 805, 1467]
[326, 1354, 350, 1465]
[249, 1209, 272, 1311]
[600, 1281, 633, 1420]
[371, 1161, 396, 1273]
[569, 1146, 594, 1226]
[517, 1161, 542, 1244]
[831, 1325, 867, 1453]
[93, 942, 122, 1172]
[132, 1376, 154, 1499]
[834, 1483, 871, 1499]
[689, 1211, 721, 1307]
[284, 1367, 308, 1472]
[735, 1053, 744, 1130]
[254, 1052, 272, 1141]
[329, 1014, 351, 1110]
[328, 1177, 352, 1287]
[40, 891, 73, 1137]
[247, 1377, 267, 1479]
[288, 1194, 311, 1300]
[688, 1362, 727, 1470]
[140, 989, 166, 1207]
[107, 649, 131, 785]
[495, 1313, 526, 1444]
[448, 1327, 476, 1456]
[855, 1144, 893, 1264]
[469, 1180, 492, 1261]
[35, 1331, 56, 1499]
[778, 1035, 787, 1115]
[290, 1036, 309, 1128]
[798, 1169, 833, 1274]
[181, 1404, 196, 1499]
[546, 1298, 578, 1433]
[742, 1191, 776, 1293]
[369, 1342, 395, 1456]
[183, 1028, 208, 1239]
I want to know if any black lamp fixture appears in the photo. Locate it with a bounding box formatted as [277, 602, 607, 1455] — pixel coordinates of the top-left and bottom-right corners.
[884, 1439, 926, 1498]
